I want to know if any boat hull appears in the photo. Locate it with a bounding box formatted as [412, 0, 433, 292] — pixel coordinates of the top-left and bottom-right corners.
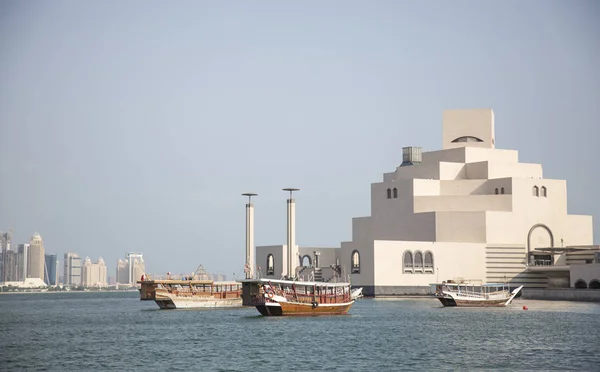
[154, 296, 242, 309]
[256, 301, 354, 316]
[240, 278, 355, 316]
[437, 296, 510, 307]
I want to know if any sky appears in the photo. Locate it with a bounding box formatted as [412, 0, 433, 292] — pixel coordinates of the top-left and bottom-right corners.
[1, 1, 598, 278]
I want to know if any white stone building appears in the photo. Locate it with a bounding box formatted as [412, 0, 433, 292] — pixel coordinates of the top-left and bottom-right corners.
[82, 257, 108, 287]
[115, 253, 145, 285]
[255, 109, 598, 295]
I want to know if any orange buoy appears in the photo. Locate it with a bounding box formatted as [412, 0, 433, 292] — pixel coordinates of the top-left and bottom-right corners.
[523, 305, 528, 310]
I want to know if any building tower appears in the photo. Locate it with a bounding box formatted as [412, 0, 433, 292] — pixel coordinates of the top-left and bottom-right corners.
[126, 253, 144, 284]
[63, 253, 82, 286]
[27, 232, 45, 280]
[17, 244, 29, 281]
[1, 230, 12, 283]
[44, 253, 58, 285]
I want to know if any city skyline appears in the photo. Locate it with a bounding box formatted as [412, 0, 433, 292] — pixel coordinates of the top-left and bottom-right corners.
[0, 1, 598, 275]
[1, 231, 152, 286]
[2, 231, 229, 287]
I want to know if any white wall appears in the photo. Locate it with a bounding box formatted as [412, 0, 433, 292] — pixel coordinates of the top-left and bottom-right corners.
[297, 247, 339, 268]
[414, 195, 512, 213]
[463, 147, 518, 164]
[570, 264, 600, 287]
[370, 180, 436, 241]
[373, 241, 486, 286]
[342, 240, 374, 287]
[442, 108, 495, 150]
[435, 212, 487, 243]
[255, 245, 286, 279]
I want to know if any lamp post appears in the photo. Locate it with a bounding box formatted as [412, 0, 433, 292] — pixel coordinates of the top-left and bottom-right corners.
[283, 188, 299, 279]
[242, 193, 257, 279]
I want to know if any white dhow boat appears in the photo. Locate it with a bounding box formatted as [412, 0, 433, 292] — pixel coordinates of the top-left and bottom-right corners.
[433, 280, 523, 307]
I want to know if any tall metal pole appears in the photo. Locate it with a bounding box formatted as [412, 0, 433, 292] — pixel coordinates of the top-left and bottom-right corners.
[242, 193, 257, 279]
[283, 188, 299, 279]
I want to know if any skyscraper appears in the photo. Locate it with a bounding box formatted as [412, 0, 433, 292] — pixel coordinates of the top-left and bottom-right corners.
[4, 250, 18, 282]
[1, 231, 12, 283]
[82, 257, 107, 287]
[116, 258, 129, 284]
[17, 244, 29, 281]
[127, 253, 144, 284]
[116, 253, 145, 285]
[44, 254, 58, 286]
[27, 233, 45, 280]
[63, 253, 82, 286]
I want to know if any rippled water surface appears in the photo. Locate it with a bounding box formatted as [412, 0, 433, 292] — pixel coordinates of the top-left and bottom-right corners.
[1, 292, 599, 371]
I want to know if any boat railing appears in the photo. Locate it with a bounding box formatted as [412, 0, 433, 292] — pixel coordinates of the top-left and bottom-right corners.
[447, 288, 510, 299]
[259, 284, 352, 304]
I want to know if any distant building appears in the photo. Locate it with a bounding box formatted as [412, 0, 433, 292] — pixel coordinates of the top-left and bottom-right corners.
[210, 273, 226, 281]
[82, 257, 107, 287]
[1, 231, 12, 283]
[116, 259, 129, 284]
[64, 253, 82, 286]
[127, 253, 144, 284]
[4, 250, 18, 282]
[3, 278, 48, 288]
[107, 276, 116, 286]
[17, 244, 29, 281]
[44, 254, 58, 286]
[116, 253, 145, 285]
[27, 233, 45, 280]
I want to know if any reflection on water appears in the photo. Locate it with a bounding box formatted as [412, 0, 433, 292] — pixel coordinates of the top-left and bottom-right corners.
[1, 292, 599, 371]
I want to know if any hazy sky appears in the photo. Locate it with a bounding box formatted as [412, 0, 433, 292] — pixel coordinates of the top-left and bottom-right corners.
[1, 1, 598, 278]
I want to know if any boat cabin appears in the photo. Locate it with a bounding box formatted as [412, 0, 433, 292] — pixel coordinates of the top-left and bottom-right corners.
[139, 279, 242, 301]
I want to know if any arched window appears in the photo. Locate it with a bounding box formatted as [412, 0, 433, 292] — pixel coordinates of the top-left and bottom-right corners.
[541, 186, 547, 197]
[266, 254, 274, 276]
[301, 255, 312, 267]
[393, 188, 398, 198]
[351, 250, 360, 274]
[387, 188, 392, 199]
[451, 136, 484, 143]
[414, 251, 423, 272]
[574, 279, 587, 289]
[495, 188, 499, 195]
[589, 280, 600, 289]
[501, 187, 505, 194]
[403, 251, 413, 273]
[424, 251, 434, 273]
[533, 186, 539, 197]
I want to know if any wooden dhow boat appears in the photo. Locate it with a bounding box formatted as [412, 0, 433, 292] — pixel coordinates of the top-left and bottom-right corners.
[139, 278, 242, 309]
[433, 280, 523, 307]
[138, 265, 242, 309]
[238, 189, 355, 316]
[240, 278, 354, 316]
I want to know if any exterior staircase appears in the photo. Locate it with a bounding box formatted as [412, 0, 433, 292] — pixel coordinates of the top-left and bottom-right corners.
[314, 268, 323, 282]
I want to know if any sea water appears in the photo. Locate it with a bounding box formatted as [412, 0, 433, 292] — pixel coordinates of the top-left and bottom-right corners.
[1, 291, 599, 371]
